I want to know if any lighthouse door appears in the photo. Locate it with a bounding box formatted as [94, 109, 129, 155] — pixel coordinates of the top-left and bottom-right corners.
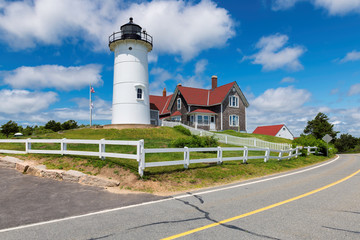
[210, 116, 215, 130]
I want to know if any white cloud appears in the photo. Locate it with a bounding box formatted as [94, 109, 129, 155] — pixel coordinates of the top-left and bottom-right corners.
[0, 0, 235, 61]
[272, 0, 360, 15]
[246, 34, 305, 71]
[251, 86, 311, 112]
[195, 59, 208, 75]
[280, 77, 296, 83]
[0, 89, 58, 114]
[348, 83, 360, 96]
[340, 50, 360, 63]
[149, 67, 173, 95]
[2, 64, 103, 90]
[272, 0, 302, 10]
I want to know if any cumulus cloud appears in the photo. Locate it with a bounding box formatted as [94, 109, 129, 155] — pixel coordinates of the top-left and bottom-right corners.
[149, 67, 173, 95]
[272, 0, 302, 10]
[272, 0, 360, 15]
[0, 0, 235, 61]
[339, 50, 360, 63]
[251, 86, 311, 112]
[195, 59, 208, 75]
[280, 77, 296, 83]
[2, 64, 103, 90]
[245, 34, 305, 71]
[0, 89, 58, 114]
[54, 97, 111, 121]
[348, 83, 360, 96]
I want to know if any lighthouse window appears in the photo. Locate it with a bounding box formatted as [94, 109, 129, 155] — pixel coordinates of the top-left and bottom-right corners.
[137, 88, 143, 100]
[129, 47, 132, 50]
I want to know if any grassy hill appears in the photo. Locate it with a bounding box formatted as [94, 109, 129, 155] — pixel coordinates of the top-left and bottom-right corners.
[0, 127, 330, 194]
[218, 130, 293, 144]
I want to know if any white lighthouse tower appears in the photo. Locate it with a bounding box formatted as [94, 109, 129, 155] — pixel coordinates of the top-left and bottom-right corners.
[109, 18, 153, 125]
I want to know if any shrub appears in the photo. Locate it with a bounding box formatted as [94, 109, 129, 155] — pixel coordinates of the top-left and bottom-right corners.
[174, 125, 192, 136]
[170, 135, 218, 148]
[293, 135, 337, 156]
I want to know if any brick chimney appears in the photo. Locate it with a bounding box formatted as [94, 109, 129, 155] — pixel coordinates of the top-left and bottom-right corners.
[211, 75, 217, 89]
[163, 87, 166, 97]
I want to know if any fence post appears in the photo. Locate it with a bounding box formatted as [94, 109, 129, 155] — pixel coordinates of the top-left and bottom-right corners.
[99, 139, 105, 160]
[278, 151, 283, 161]
[254, 139, 257, 147]
[138, 139, 145, 177]
[25, 138, 31, 153]
[184, 147, 190, 169]
[61, 138, 67, 155]
[217, 146, 222, 165]
[225, 136, 228, 144]
[307, 146, 310, 155]
[264, 147, 270, 162]
[243, 146, 248, 164]
[295, 147, 299, 158]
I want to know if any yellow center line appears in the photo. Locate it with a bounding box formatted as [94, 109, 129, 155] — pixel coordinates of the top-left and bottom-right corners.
[162, 169, 360, 240]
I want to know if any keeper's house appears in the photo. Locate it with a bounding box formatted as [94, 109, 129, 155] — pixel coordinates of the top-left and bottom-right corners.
[149, 76, 249, 132]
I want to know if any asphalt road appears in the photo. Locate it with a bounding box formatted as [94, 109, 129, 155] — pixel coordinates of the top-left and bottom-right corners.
[1, 154, 359, 240]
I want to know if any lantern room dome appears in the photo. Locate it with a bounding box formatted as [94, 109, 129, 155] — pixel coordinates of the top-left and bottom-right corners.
[109, 17, 153, 50]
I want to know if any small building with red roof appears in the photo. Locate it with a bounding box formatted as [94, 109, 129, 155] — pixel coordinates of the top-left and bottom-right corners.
[252, 124, 294, 140]
[149, 76, 249, 131]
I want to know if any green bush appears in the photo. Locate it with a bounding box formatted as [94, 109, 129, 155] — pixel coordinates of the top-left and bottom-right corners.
[173, 125, 192, 136]
[170, 135, 218, 148]
[292, 135, 337, 156]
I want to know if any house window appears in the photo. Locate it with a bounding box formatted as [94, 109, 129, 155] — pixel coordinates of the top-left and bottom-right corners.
[197, 115, 203, 125]
[171, 116, 181, 122]
[229, 95, 239, 107]
[229, 115, 239, 127]
[197, 115, 210, 125]
[137, 88, 143, 100]
[177, 98, 181, 110]
[203, 116, 209, 125]
[190, 115, 194, 125]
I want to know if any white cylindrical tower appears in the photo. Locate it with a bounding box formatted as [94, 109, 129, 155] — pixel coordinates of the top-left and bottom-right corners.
[109, 18, 153, 125]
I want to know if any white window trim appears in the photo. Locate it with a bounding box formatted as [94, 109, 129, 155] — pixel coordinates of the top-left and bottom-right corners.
[229, 115, 239, 127]
[229, 95, 239, 108]
[196, 114, 210, 126]
[136, 87, 144, 101]
[177, 98, 181, 110]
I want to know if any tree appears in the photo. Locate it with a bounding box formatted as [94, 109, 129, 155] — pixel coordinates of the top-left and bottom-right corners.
[303, 112, 338, 140]
[1, 121, 19, 138]
[61, 120, 78, 130]
[334, 134, 358, 153]
[44, 120, 62, 132]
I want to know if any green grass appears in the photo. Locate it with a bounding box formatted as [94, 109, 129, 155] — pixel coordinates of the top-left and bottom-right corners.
[218, 130, 293, 144]
[0, 127, 331, 193]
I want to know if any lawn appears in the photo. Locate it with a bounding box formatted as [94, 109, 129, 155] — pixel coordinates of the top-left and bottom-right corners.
[0, 127, 330, 194]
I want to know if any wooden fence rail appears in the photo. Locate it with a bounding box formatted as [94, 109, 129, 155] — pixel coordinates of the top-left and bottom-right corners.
[0, 139, 317, 177]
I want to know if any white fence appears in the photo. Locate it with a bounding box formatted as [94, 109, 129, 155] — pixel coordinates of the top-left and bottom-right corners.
[161, 121, 291, 151]
[0, 138, 317, 177]
[137, 145, 313, 177]
[0, 138, 141, 161]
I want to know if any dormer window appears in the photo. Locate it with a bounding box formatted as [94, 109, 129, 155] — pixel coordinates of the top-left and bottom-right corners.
[229, 95, 239, 108]
[177, 98, 181, 110]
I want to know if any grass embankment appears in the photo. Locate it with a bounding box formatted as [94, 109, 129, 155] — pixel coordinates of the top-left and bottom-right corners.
[219, 130, 293, 144]
[0, 127, 330, 194]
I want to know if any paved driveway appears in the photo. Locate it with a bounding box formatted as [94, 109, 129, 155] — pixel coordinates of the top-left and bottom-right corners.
[0, 168, 165, 229]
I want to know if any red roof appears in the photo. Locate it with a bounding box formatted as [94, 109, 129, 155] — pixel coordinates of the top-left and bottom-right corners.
[189, 109, 216, 114]
[171, 111, 182, 116]
[177, 82, 234, 106]
[252, 125, 284, 136]
[149, 94, 173, 115]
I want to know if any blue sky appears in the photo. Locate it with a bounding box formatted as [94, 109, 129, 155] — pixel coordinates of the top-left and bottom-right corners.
[0, 0, 360, 137]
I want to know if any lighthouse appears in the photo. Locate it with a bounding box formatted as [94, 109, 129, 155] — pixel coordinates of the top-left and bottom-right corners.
[108, 18, 153, 125]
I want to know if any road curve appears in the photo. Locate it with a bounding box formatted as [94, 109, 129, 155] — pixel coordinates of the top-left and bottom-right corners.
[1, 154, 359, 240]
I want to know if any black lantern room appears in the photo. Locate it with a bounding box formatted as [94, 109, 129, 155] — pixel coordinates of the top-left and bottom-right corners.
[109, 17, 153, 49]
